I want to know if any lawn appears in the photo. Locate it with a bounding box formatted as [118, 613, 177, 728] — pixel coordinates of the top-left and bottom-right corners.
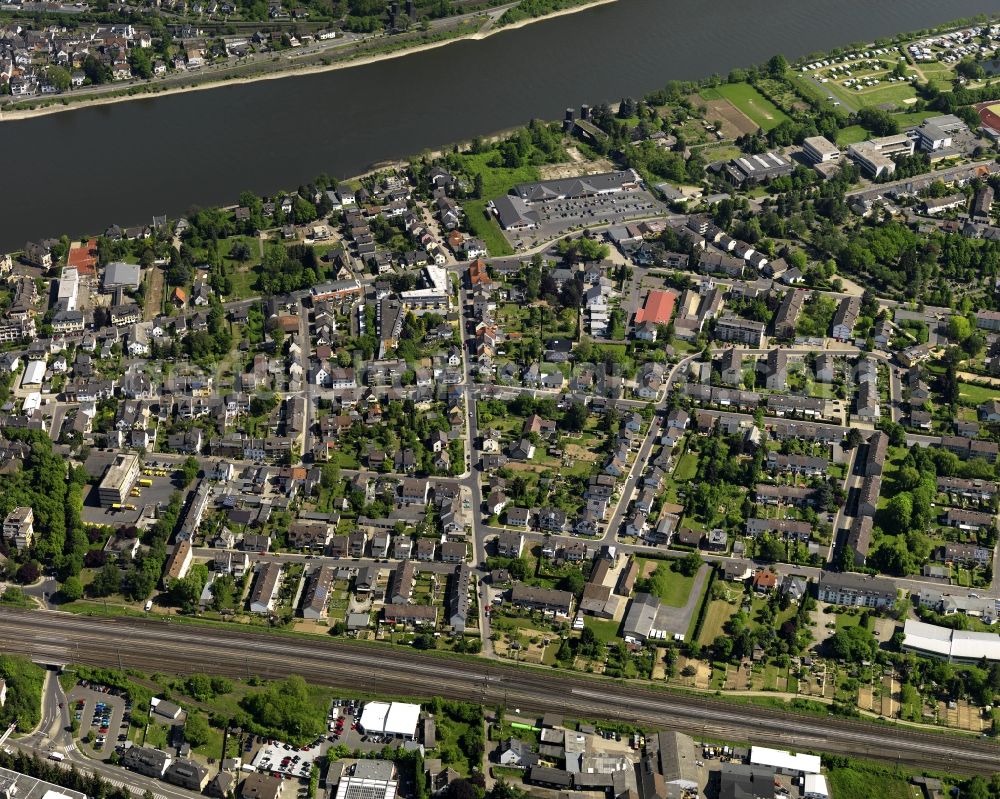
[464, 199, 514, 256]
[836, 125, 869, 145]
[698, 599, 739, 646]
[227, 267, 260, 300]
[958, 382, 999, 405]
[713, 82, 790, 132]
[893, 110, 936, 127]
[827, 768, 912, 799]
[673, 451, 699, 482]
[834, 610, 870, 633]
[637, 559, 696, 608]
[583, 616, 622, 643]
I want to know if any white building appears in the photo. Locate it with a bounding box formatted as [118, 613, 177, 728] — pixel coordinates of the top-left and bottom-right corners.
[357, 701, 421, 739]
[802, 136, 840, 164]
[749, 746, 821, 775]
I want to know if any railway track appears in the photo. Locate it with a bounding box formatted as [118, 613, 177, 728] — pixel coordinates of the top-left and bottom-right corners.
[1, 609, 996, 774]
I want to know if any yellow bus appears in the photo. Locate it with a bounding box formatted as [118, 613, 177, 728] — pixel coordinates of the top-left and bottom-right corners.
[138, 478, 153, 487]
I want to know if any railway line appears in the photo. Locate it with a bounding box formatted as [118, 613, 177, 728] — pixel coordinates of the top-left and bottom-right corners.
[1, 609, 997, 774]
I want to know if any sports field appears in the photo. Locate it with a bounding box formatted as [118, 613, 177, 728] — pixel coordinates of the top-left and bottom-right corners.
[704, 82, 790, 132]
[976, 101, 1000, 132]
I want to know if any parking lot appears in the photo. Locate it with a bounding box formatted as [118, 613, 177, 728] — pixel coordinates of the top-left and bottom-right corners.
[509, 190, 665, 250]
[67, 684, 130, 760]
[251, 739, 327, 779]
[80, 454, 187, 528]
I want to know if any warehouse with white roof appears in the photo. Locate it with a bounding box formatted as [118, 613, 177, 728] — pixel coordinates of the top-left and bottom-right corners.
[358, 701, 421, 739]
[21, 359, 46, 386]
[903, 618, 1000, 663]
[749, 746, 821, 775]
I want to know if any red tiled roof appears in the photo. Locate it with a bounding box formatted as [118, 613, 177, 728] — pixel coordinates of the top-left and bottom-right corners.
[634, 289, 677, 326]
[468, 259, 492, 285]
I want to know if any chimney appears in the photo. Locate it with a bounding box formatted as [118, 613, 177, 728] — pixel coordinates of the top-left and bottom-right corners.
[580, 104, 591, 121]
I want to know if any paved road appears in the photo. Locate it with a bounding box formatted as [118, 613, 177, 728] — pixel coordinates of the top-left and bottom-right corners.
[601, 355, 698, 543]
[0, 609, 996, 774]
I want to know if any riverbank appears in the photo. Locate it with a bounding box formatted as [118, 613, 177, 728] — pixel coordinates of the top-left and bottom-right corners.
[0, 0, 617, 123]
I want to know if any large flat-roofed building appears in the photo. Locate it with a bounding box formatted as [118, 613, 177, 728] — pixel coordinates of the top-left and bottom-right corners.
[334, 760, 397, 799]
[513, 169, 640, 202]
[0, 766, 88, 799]
[802, 136, 840, 164]
[915, 114, 968, 152]
[848, 134, 915, 178]
[723, 152, 794, 186]
[358, 702, 421, 739]
[749, 746, 821, 775]
[902, 618, 1000, 664]
[102, 261, 141, 292]
[97, 453, 140, 507]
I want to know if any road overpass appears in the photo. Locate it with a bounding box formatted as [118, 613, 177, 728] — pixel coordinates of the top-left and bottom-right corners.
[0, 609, 996, 775]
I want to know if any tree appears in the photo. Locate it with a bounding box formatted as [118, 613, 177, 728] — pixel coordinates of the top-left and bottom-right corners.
[826, 624, 877, 662]
[183, 713, 211, 748]
[181, 456, 200, 485]
[128, 48, 153, 79]
[45, 66, 71, 91]
[844, 428, 863, 450]
[15, 562, 40, 585]
[561, 402, 588, 433]
[947, 315, 972, 344]
[676, 551, 702, 577]
[239, 676, 326, 744]
[883, 493, 913, 533]
[60, 576, 83, 602]
[767, 53, 788, 77]
[558, 570, 585, 595]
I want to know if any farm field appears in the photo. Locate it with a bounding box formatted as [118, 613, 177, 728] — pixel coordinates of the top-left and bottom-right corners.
[707, 83, 790, 132]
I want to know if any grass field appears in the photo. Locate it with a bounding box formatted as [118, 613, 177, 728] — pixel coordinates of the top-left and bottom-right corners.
[893, 110, 936, 127]
[673, 451, 699, 482]
[827, 768, 912, 799]
[959, 382, 1000, 405]
[697, 599, 739, 646]
[637, 559, 696, 608]
[825, 77, 917, 109]
[712, 82, 790, 131]
[583, 616, 622, 643]
[836, 125, 869, 145]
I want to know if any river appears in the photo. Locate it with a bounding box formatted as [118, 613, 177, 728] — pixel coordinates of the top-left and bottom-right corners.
[3, 0, 1000, 249]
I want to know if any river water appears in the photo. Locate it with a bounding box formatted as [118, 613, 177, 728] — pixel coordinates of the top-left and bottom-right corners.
[4, 0, 1000, 248]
